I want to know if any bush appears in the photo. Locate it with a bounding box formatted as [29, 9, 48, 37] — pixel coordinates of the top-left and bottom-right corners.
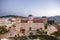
[14, 36, 28, 40]
[0, 26, 8, 34]
[36, 29, 44, 35]
[20, 36, 28, 40]
[28, 35, 58, 40]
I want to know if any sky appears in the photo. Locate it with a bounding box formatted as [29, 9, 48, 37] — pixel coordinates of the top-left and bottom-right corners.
[0, 0, 60, 17]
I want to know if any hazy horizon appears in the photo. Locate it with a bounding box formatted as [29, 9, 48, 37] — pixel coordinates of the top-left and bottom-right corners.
[0, 0, 60, 17]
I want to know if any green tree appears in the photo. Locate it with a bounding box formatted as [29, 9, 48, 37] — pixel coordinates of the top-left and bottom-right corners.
[0, 26, 8, 34]
[29, 32, 33, 40]
[36, 29, 44, 35]
[20, 36, 27, 40]
[44, 24, 48, 29]
[21, 29, 25, 34]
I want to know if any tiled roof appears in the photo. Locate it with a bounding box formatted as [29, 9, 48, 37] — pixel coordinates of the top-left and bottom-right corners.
[21, 20, 28, 23]
[21, 19, 43, 23]
[33, 19, 43, 23]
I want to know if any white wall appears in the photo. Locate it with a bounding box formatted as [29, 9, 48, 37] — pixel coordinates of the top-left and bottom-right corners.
[21, 23, 44, 31]
[47, 25, 57, 35]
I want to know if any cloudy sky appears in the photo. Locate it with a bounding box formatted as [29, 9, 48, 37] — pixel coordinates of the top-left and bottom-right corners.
[0, 0, 60, 17]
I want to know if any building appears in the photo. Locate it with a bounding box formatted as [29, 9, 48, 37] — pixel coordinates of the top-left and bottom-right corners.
[42, 16, 48, 24]
[15, 15, 45, 35]
[0, 14, 58, 38]
[6, 14, 57, 36]
[47, 25, 57, 35]
[47, 20, 54, 25]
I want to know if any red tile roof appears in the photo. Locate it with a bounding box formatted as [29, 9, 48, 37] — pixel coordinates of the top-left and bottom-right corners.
[21, 19, 43, 23]
[33, 19, 43, 23]
[21, 20, 28, 23]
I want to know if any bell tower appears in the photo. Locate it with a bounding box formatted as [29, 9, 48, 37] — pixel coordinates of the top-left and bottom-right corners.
[42, 16, 48, 24]
[28, 14, 33, 21]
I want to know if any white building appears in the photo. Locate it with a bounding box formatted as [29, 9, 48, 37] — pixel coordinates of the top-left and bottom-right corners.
[47, 25, 57, 35]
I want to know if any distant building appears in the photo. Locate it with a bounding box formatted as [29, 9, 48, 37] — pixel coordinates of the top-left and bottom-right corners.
[47, 20, 54, 25]
[0, 18, 12, 26]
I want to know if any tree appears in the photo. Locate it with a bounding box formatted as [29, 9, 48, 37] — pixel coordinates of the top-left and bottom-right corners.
[21, 29, 25, 34]
[29, 32, 33, 40]
[28, 35, 57, 40]
[20, 36, 28, 40]
[36, 28, 44, 35]
[0, 26, 8, 34]
[13, 25, 16, 28]
[29, 32, 33, 36]
[44, 24, 48, 29]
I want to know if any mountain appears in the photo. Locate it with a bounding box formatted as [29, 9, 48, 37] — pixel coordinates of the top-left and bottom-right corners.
[0, 15, 60, 23]
[0, 15, 27, 18]
[48, 16, 60, 23]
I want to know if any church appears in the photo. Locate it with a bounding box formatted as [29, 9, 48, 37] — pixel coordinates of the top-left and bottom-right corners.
[14, 14, 47, 35]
